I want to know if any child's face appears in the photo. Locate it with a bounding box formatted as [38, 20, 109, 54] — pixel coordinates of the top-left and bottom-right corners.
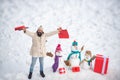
[73, 45, 78, 49]
[85, 53, 90, 57]
[57, 50, 61, 53]
[85, 54, 91, 60]
[85, 51, 92, 60]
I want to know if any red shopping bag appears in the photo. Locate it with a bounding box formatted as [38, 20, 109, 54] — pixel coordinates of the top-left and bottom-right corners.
[15, 25, 28, 31]
[58, 29, 69, 39]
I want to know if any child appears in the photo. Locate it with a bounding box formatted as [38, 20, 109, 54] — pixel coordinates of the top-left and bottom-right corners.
[52, 44, 63, 72]
[80, 50, 96, 69]
[64, 41, 84, 67]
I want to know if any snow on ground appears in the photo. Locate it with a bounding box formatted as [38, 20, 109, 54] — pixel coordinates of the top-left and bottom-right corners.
[0, 0, 120, 80]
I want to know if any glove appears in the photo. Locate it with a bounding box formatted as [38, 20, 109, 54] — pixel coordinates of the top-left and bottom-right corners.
[64, 60, 71, 66]
[46, 52, 53, 57]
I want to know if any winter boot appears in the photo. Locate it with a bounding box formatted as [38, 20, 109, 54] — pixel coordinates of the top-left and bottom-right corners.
[40, 71, 45, 78]
[28, 72, 32, 79]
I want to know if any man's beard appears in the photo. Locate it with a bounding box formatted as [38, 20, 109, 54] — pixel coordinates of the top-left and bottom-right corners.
[37, 31, 44, 37]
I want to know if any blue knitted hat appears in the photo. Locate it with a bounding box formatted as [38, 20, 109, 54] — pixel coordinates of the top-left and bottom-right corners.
[72, 41, 78, 46]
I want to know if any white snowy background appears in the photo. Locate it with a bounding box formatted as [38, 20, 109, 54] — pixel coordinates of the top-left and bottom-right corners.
[0, 0, 120, 80]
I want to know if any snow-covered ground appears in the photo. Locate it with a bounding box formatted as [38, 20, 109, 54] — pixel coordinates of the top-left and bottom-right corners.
[0, 0, 120, 80]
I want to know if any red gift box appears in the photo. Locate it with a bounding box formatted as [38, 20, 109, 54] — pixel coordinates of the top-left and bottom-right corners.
[94, 54, 109, 74]
[58, 29, 69, 39]
[72, 66, 80, 72]
[15, 25, 28, 31]
[59, 68, 66, 74]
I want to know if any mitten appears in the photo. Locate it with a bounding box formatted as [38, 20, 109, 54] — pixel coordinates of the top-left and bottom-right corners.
[46, 52, 53, 57]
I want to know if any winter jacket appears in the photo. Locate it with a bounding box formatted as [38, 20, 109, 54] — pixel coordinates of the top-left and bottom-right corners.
[25, 30, 58, 57]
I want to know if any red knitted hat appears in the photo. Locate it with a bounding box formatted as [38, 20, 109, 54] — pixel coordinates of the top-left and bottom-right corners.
[55, 44, 62, 52]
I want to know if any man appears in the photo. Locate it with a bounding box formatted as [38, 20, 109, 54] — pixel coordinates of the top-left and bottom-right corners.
[23, 26, 61, 79]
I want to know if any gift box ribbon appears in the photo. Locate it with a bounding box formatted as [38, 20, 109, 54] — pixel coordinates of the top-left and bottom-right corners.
[101, 56, 107, 74]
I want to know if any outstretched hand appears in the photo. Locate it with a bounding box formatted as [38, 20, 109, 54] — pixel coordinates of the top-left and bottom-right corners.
[23, 27, 26, 33]
[57, 27, 62, 32]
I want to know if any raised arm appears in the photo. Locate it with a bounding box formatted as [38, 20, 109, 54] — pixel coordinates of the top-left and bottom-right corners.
[80, 45, 84, 52]
[45, 27, 61, 37]
[23, 28, 34, 37]
[45, 30, 59, 37]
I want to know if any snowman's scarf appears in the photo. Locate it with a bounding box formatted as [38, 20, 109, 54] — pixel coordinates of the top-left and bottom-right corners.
[67, 51, 81, 61]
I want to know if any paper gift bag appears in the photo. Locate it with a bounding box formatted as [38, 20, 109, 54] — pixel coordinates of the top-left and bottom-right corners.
[58, 29, 69, 39]
[94, 54, 109, 74]
[15, 25, 28, 31]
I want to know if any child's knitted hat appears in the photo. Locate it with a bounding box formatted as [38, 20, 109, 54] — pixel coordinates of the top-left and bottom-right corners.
[72, 40, 78, 46]
[55, 44, 62, 52]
